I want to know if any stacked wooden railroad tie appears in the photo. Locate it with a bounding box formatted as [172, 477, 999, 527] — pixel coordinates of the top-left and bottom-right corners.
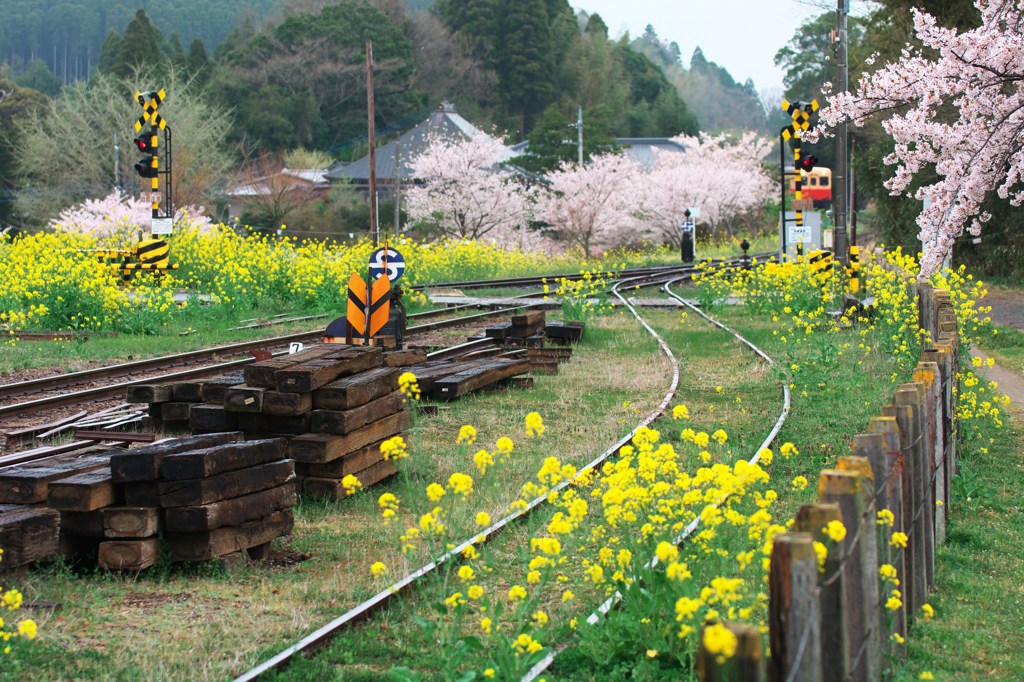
[107, 431, 296, 569]
[0, 444, 119, 570]
[483, 310, 547, 348]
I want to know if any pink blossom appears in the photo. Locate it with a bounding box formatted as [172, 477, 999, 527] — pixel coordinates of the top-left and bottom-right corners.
[405, 132, 536, 248]
[51, 189, 213, 246]
[812, 0, 1024, 276]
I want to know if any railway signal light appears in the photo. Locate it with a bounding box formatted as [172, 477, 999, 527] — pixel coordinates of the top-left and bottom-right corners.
[797, 155, 818, 173]
[134, 130, 158, 178]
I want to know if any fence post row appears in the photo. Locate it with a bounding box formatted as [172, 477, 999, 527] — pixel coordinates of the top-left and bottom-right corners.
[701, 282, 959, 681]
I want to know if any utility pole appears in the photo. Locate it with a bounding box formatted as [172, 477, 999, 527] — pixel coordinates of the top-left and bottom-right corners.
[577, 105, 583, 166]
[394, 141, 401, 235]
[366, 40, 378, 247]
[833, 0, 850, 263]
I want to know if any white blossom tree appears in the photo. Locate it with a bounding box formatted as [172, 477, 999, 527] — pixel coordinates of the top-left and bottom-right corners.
[537, 153, 641, 256]
[405, 132, 535, 247]
[633, 132, 774, 245]
[812, 0, 1024, 276]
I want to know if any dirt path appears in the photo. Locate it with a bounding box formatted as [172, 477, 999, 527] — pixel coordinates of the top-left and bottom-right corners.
[974, 288, 1024, 410]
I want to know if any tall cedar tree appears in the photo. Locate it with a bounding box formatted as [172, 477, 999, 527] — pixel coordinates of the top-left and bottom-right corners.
[498, 0, 556, 138]
[107, 9, 166, 81]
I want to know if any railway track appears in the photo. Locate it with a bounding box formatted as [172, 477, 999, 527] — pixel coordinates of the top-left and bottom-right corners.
[0, 264, 697, 422]
[232, 264, 787, 681]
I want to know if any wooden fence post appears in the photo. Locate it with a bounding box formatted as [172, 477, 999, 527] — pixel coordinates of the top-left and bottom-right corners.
[895, 382, 934, 593]
[913, 362, 945, 548]
[867, 416, 908, 644]
[769, 533, 822, 682]
[818, 469, 880, 682]
[923, 344, 954, 536]
[795, 503, 848, 682]
[882, 400, 924, 618]
[698, 621, 763, 682]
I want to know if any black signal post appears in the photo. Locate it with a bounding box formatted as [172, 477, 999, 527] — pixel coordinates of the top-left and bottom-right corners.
[779, 99, 818, 259]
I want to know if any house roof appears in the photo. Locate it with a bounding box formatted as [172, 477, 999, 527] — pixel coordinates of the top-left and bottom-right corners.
[506, 137, 686, 170]
[226, 168, 329, 198]
[325, 102, 487, 183]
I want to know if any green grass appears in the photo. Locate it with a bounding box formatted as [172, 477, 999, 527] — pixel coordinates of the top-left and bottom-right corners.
[981, 323, 1024, 374]
[4, 277, 1018, 681]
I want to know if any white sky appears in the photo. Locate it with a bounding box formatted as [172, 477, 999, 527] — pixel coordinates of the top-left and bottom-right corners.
[571, 0, 830, 94]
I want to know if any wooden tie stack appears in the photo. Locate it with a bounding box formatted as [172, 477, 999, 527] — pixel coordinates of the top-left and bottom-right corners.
[105, 431, 296, 569]
[0, 445, 118, 570]
[484, 310, 546, 348]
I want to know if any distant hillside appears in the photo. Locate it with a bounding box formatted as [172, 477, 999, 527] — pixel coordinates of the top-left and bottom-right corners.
[0, 0, 283, 83]
[630, 25, 768, 134]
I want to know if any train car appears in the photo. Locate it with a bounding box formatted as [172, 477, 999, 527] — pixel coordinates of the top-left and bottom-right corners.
[787, 166, 832, 207]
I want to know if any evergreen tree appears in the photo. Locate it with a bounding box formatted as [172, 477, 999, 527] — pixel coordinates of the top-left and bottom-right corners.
[498, 0, 556, 138]
[109, 9, 166, 81]
[97, 30, 122, 75]
[186, 38, 211, 88]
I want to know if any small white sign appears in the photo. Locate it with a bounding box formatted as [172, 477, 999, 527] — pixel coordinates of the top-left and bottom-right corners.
[151, 217, 174, 235]
[789, 223, 811, 243]
[686, 207, 701, 219]
[289, 342, 305, 354]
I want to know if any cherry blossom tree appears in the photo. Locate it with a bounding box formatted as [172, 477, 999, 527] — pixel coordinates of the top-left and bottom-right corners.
[51, 189, 213, 248]
[537, 153, 641, 256]
[405, 132, 536, 247]
[633, 132, 774, 245]
[811, 0, 1024, 276]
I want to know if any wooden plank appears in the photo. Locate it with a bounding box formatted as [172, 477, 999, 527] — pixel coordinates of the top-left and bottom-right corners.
[262, 390, 313, 416]
[288, 411, 412, 463]
[511, 310, 545, 327]
[60, 510, 105, 537]
[0, 452, 113, 504]
[48, 469, 116, 512]
[545, 321, 584, 342]
[223, 385, 266, 413]
[527, 347, 573, 362]
[75, 431, 155, 443]
[110, 431, 244, 483]
[4, 410, 88, 448]
[126, 384, 173, 404]
[158, 459, 295, 508]
[302, 460, 397, 499]
[98, 538, 159, 571]
[160, 438, 287, 480]
[696, 622, 763, 682]
[243, 345, 344, 388]
[0, 506, 60, 567]
[314, 367, 402, 411]
[200, 372, 246, 403]
[296, 438, 387, 478]
[103, 507, 162, 538]
[161, 402, 193, 421]
[167, 509, 294, 562]
[275, 347, 383, 393]
[432, 359, 531, 400]
[310, 391, 405, 435]
[164, 481, 296, 533]
[484, 322, 512, 340]
[122, 482, 161, 507]
[188, 404, 238, 431]
[382, 348, 427, 367]
[170, 381, 205, 402]
[236, 412, 311, 435]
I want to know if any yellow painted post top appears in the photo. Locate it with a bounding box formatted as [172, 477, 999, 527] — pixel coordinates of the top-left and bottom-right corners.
[837, 455, 874, 481]
[818, 469, 862, 498]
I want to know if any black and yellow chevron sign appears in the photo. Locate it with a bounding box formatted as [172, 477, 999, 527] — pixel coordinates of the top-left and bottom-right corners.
[346, 272, 391, 339]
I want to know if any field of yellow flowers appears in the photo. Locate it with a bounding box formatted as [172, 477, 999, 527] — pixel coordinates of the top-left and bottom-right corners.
[0, 242, 1011, 681]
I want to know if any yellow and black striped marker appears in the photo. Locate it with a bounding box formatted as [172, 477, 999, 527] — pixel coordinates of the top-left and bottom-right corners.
[846, 245, 861, 293]
[808, 249, 834, 283]
[346, 272, 391, 339]
[781, 99, 818, 229]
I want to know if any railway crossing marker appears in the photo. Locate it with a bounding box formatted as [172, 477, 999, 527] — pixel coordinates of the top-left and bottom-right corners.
[780, 99, 819, 259]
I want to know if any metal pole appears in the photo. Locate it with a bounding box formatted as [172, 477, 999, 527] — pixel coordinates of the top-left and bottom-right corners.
[113, 131, 120, 190]
[780, 132, 787, 259]
[577, 105, 583, 166]
[394, 141, 401, 235]
[366, 40, 378, 248]
[833, 0, 850, 263]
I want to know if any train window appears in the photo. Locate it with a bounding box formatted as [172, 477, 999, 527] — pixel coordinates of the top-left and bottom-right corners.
[809, 177, 818, 186]
[819, 176, 830, 187]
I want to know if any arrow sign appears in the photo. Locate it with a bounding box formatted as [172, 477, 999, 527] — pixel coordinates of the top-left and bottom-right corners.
[346, 272, 391, 339]
[369, 247, 405, 283]
[346, 272, 368, 336]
